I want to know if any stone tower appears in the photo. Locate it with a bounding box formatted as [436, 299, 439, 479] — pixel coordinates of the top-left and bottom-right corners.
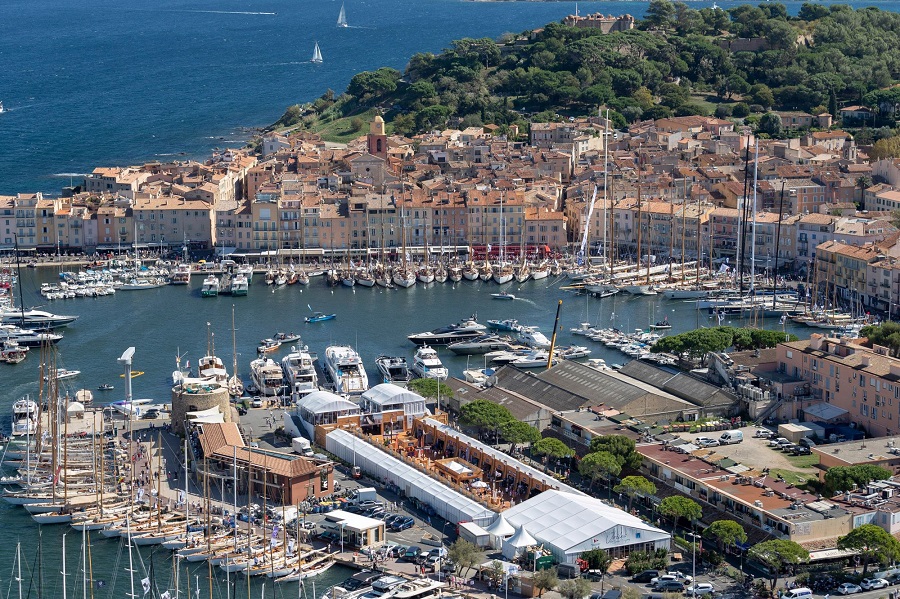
[367, 115, 387, 159]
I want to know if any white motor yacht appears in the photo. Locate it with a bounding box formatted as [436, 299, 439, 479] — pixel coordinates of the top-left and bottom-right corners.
[250, 357, 286, 397]
[517, 326, 551, 348]
[281, 347, 318, 397]
[324, 346, 368, 396]
[410, 345, 448, 380]
[375, 355, 410, 384]
[201, 275, 220, 297]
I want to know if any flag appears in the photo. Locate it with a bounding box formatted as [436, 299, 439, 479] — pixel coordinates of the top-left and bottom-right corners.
[717, 311, 724, 324]
[141, 577, 151, 595]
[780, 314, 787, 325]
[96, 581, 106, 588]
[307, 304, 312, 312]
[161, 592, 171, 599]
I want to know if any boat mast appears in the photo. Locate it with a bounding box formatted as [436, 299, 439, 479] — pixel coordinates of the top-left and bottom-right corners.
[602, 108, 610, 273]
[749, 141, 759, 294]
[61, 533, 68, 599]
[773, 181, 786, 311]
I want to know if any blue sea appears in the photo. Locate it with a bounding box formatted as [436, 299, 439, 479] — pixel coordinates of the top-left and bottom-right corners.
[0, 0, 894, 196]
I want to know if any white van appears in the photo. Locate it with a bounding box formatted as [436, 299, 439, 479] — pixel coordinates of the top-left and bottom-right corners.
[719, 430, 744, 445]
[780, 587, 812, 599]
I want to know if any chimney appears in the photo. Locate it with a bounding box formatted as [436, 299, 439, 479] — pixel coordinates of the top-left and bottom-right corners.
[861, 355, 871, 367]
[809, 334, 824, 351]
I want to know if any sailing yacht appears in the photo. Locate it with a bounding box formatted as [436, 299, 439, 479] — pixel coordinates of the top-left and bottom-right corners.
[337, 3, 348, 27]
[311, 42, 323, 64]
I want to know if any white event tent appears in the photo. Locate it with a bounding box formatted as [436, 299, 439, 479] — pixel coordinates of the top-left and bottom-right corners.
[325, 428, 496, 526]
[502, 489, 670, 563]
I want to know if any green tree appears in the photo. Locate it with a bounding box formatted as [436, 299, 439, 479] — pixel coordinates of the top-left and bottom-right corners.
[589, 435, 643, 470]
[407, 378, 453, 401]
[391, 113, 416, 136]
[347, 67, 401, 102]
[531, 568, 558, 597]
[860, 322, 900, 356]
[500, 420, 541, 449]
[557, 578, 592, 599]
[580, 548, 613, 574]
[614, 475, 657, 511]
[733, 102, 751, 118]
[824, 464, 892, 494]
[533, 437, 575, 459]
[870, 136, 900, 161]
[758, 112, 783, 137]
[460, 399, 513, 431]
[273, 104, 303, 129]
[703, 520, 748, 552]
[651, 327, 735, 362]
[579, 451, 621, 488]
[749, 540, 809, 590]
[837, 524, 900, 574]
[485, 560, 505, 588]
[645, 0, 676, 30]
[658, 496, 702, 535]
[749, 84, 775, 109]
[447, 538, 482, 576]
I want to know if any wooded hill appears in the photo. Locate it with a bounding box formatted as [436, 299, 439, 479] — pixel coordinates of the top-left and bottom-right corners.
[274, 2, 900, 139]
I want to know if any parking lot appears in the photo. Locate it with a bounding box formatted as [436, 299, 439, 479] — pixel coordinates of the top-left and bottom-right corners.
[675, 425, 815, 476]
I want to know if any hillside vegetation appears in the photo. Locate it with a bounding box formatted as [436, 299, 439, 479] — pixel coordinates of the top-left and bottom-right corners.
[273, 2, 900, 139]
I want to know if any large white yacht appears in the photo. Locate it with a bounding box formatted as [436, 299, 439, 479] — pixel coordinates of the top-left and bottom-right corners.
[281, 346, 318, 398]
[324, 346, 368, 396]
[1, 307, 78, 329]
[410, 345, 448, 380]
[250, 357, 286, 396]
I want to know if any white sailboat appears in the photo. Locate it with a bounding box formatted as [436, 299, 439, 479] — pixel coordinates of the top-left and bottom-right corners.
[337, 3, 348, 27]
[311, 42, 323, 64]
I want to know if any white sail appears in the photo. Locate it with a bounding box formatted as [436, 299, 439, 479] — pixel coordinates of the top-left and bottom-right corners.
[337, 3, 347, 27]
[311, 42, 323, 63]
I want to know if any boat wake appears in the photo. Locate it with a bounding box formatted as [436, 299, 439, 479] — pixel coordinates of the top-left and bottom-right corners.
[131, 9, 276, 15]
[53, 172, 90, 178]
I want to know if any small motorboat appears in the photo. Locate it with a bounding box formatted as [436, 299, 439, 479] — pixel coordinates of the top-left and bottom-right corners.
[44, 368, 80, 381]
[98, 384, 115, 391]
[649, 317, 672, 330]
[119, 370, 144, 378]
[257, 339, 282, 354]
[273, 332, 302, 344]
[305, 312, 336, 323]
[491, 292, 516, 300]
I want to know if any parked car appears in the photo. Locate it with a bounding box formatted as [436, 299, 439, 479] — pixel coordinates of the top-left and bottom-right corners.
[695, 437, 719, 448]
[403, 546, 422, 561]
[384, 514, 403, 526]
[798, 437, 817, 448]
[391, 516, 415, 531]
[651, 573, 692, 586]
[630, 570, 659, 583]
[861, 578, 889, 590]
[653, 580, 684, 592]
[141, 409, 160, 420]
[754, 429, 774, 438]
[251, 397, 263, 408]
[769, 437, 790, 447]
[357, 500, 382, 509]
[792, 446, 812, 456]
[685, 583, 715, 596]
[837, 583, 861, 595]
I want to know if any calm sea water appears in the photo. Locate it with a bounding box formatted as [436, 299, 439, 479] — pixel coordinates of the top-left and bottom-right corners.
[0, 0, 892, 195]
